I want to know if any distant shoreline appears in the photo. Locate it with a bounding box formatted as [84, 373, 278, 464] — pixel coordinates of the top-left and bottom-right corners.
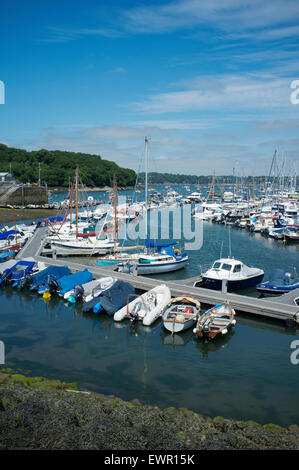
[50, 186, 135, 193]
[0, 207, 57, 224]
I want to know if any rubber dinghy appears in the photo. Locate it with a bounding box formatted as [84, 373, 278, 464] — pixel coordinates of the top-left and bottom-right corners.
[46, 269, 93, 297]
[65, 277, 116, 304]
[193, 302, 236, 340]
[83, 280, 135, 316]
[114, 284, 171, 326]
[162, 296, 200, 334]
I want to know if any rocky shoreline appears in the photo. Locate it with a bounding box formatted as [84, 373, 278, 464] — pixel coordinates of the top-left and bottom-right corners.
[0, 369, 298, 450]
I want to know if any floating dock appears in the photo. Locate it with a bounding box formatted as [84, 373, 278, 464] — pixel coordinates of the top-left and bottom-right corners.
[16, 226, 299, 323]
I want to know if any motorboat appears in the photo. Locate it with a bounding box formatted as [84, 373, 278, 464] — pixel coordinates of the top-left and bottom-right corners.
[0, 259, 36, 286]
[114, 284, 171, 326]
[256, 269, 299, 294]
[65, 276, 116, 304]
[43, 269, 93, 297]
[162, 296, 200, 334]
[29, 266, 71, 291]
[83, 279, 135, 315]
[284, 228, 299, 242]
[117, 241, 188, 276]
[193, 302, 236, 340]
[194, 257, 264, 291]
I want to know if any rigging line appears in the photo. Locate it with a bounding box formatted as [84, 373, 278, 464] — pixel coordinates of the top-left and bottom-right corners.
[261, 149, 276, 211]
[121, 154, 143, 248]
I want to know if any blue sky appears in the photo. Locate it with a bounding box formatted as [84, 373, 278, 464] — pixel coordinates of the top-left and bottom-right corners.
[0, 0, 299, 176]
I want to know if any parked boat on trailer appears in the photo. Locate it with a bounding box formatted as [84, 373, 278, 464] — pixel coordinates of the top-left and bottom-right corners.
[162, 296, 200, 334]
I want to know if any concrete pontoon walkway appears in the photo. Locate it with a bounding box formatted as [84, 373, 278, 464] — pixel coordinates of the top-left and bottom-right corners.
[16, 226, 299, 323]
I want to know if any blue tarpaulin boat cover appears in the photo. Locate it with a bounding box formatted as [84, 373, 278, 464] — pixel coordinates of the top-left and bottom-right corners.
[56, 269, 93, 295]
[0, 229, 19, 241]
[83, 280, 135, 315]
[47, 216, 64, 223]
[145, 237, 177, 250]
[30, 265, 70, 289]
[0, 260, 35, 283]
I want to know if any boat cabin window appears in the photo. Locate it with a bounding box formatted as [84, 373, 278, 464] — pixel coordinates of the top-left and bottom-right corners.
[295, 297, 299, 306]
[221, 263, 232, 271]
[233, 264, 242, 273]
[213, 262, 222, 269]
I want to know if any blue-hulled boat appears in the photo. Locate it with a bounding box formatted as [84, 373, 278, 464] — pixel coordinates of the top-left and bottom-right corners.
[0, 260, 36, 285]
[20, 265, 70, 291]
[83, 279, 135, 315]
[194, 258, 264, 292]
[46, 269, 93, 297]
[256, 269, 299, 294]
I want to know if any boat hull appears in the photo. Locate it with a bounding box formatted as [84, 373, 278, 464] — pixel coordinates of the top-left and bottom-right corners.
[256, 283, 299, 294]
[135, 258, 188, 275]
[163, 317, 196, 333]
[202, 273, 264, 291]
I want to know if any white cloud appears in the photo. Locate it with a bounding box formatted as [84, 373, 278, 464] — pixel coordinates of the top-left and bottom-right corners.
[122, 0, 299, 38]
[131, 74, 292, 114]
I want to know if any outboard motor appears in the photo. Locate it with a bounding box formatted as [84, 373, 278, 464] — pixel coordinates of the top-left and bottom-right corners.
[48, 279, 60, 295]
[129, 301, 142, 322]
[0, 272, 12, 285]
[202, 322, 210, 341]
[73, 284, 85, 301]
[19, 274, 33, 290]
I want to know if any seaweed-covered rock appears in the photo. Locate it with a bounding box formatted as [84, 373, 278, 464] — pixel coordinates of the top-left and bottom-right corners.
[0, 370, 298, 450]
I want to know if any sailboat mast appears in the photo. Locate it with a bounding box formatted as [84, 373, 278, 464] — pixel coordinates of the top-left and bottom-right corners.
[75, 166, 79, 238]
[145, 137, 148, 252]
[13, 202, 17, 245]
[114, 175, 117, 256]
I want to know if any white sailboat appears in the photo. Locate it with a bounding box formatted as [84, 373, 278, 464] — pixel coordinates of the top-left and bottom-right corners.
[117, 137, 189, 275]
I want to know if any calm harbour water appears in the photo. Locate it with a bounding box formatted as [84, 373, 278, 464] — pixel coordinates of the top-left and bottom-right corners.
[1, 185, 299, 426]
